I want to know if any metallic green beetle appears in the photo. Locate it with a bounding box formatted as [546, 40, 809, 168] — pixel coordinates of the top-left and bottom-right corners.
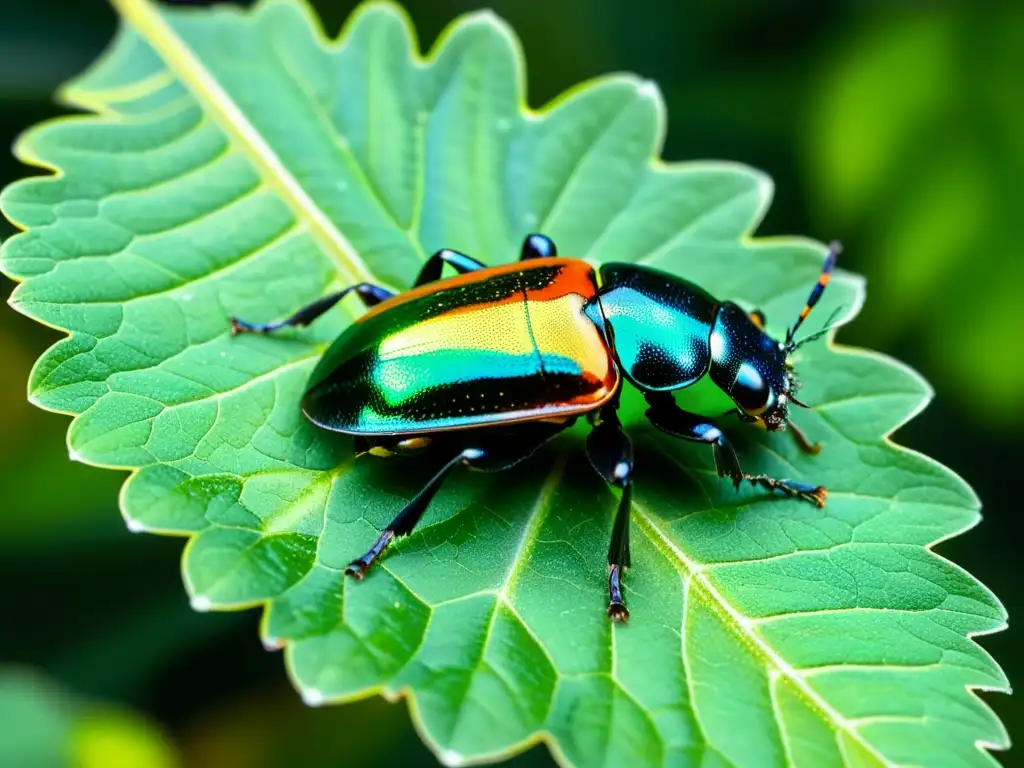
[231, 234, 839, 621]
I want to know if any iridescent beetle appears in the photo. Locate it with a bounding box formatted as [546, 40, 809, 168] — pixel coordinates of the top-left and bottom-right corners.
[231, 234, 840, 620]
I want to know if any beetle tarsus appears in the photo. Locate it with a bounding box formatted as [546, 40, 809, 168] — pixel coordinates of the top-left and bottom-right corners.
[344, 560, 369, 580]
[608, 564, 629, 622]
[709, 440, 743, 488]
[805, 485, 828, 508]
[586, 405, 635, 624]
[229, 317, 262, 335]
[345, 530, 395, 580]
[645, 395, 826, 510]
[608, 602, 630, 622]
[737, 474, 827, 508]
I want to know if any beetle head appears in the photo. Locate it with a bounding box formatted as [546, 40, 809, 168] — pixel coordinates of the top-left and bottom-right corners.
[713, 241, 842, 432]
[710, 304, 792, 431]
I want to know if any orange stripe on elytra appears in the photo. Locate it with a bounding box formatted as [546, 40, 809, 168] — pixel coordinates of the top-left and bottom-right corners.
[439, 260, 599, 319]
[799, 307, 811, 320]
[522, 260, 599, 302]
[357, 257, 598, 323]
[820, 273, 830, 286]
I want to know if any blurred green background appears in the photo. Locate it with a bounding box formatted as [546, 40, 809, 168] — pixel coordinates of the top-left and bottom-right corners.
[1, 0, 1020, 765]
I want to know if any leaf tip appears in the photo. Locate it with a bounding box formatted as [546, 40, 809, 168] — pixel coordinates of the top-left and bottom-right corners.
[301, 687, 326, 707]
[68, 445, 84, 464]
[190, 595, 213, 612]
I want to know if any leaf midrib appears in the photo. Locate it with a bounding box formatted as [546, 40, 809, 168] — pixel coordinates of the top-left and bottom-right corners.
[108, 0, 379, 288]
[631, 500, 895, 767]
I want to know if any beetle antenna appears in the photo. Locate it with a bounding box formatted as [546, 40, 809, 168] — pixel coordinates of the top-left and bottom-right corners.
[785, 240, 841, 348]
[789, 394, 812, 409]
[790, 305, 845, 351]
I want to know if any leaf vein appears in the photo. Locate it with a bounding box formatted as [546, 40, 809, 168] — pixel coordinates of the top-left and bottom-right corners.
[631, 499, 899, 767]
[266, 30, 427, 263]
[110, 0, 380, 287]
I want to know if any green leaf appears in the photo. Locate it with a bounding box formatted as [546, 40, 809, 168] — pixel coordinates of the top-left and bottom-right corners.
[0, 0, 1009, 765]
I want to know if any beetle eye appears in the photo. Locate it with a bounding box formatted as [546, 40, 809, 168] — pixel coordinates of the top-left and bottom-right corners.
[732, 362, 771, 413]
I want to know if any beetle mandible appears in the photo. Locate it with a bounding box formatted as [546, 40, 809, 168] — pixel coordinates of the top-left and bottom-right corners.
[231, 234, 840, 621]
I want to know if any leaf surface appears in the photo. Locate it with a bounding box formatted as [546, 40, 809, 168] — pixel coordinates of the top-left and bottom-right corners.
[0, 1, 1008, 765]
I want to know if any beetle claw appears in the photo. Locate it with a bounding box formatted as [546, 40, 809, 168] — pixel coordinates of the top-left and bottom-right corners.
[230, 317, 267, 335]
[607, 564, 629, 622]
[807, 486, 828, 508]
[345, 531, 394, 580]
[345, 560, 370, 580]
[608, 602, 630, 623]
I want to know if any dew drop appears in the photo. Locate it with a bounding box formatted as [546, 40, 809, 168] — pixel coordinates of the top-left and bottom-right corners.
[636, 79, 660, 101]
[262, 635, 284, 651]
[302, 688, 326, 706]
[191, 595, 213, 612]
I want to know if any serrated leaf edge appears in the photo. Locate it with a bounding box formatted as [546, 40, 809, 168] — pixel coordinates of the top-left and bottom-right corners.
[0, 0, 1007, 765]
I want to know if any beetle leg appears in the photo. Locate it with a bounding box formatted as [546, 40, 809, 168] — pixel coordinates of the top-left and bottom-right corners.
[230, 283, 394, 335]
[414, 249, 487, 287]
[585, 406, 634, 622]
[346, 421, 572, 580]
[345, 448, 485, 579]
[520, 233, 558, 260]
[644, 392, 826, 508]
